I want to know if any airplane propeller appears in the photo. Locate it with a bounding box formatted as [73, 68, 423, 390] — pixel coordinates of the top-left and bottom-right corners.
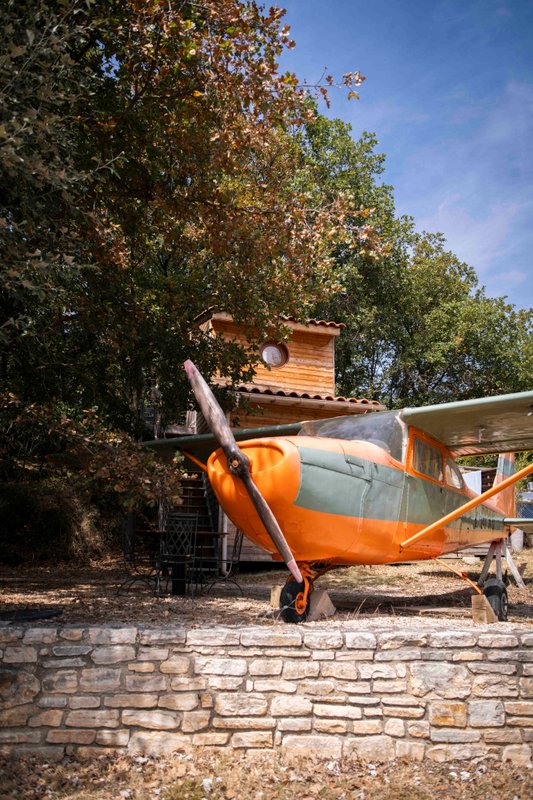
[183, 360, 303, 583]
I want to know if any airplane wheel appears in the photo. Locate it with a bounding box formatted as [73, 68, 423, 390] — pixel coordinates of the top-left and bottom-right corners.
[483, 578, 508, 622]
[279, 578, 310, 624]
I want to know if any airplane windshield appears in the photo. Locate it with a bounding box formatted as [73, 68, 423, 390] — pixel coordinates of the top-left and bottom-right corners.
[299, 411, 405, 462]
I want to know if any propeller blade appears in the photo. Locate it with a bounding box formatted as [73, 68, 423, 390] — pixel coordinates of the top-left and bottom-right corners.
[183, 359, 303, 583]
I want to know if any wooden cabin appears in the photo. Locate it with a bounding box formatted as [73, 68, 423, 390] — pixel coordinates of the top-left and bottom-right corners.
[191, 311, 384, 562]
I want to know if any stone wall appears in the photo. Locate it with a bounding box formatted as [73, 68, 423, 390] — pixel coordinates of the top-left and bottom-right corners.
[1, 622, 532, 764]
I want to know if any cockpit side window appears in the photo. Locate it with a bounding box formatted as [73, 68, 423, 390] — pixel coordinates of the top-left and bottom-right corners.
[412, 436, 443, 483]
[298, 411, 405, 463]
[445, 458, 464, 489]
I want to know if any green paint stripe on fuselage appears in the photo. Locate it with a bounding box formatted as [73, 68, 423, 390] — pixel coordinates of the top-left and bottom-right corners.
[294, 445, 505, 531]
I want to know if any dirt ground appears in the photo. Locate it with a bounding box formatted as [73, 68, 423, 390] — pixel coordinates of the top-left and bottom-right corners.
[0, 549, 531, 626]
[0, 749, 532, 800]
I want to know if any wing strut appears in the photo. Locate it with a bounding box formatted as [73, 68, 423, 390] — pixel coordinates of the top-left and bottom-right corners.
[400, 461, 533, 551]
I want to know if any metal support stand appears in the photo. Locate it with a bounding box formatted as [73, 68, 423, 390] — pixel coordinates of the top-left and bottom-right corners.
[478, 538, 526, 589]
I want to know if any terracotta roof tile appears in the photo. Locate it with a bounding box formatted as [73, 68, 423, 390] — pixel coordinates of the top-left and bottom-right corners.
[237, 384, 383, 408]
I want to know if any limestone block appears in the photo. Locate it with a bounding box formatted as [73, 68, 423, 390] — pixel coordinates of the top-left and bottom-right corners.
[395, 741, 425, 761]
[505, 701, 533, 715]
[428, 632, 477, 648]
[335, 651, 373, 662]
[158, 693, 198, 711]
[430, 728, 481, 743]
[314, 703, 362, 720]
[137, 647, 169, 661]
[384, 718, 405, 737]
[240, 629, 302, 648]
[508, 716, 533, 727]
[23, 628, 58, 645]
[80, 668, 121, 693]
[452, 650, 483, 662]
[372, 680, 408, 693]
[381, 706, 425, 719]
[472, 675, 518, 697]
[477, 633, 519, 648]
[207, 676, 245, 691]
[297, 679, 338, 697]
[265, 648, 308, 658]
[282, 660, 320, 680]
[0, 704, 36, 726]
[282, 734, 342, 759]
[468, 663, 516, 675]
[351, 720, 383, 735]
[104, 693, 158, 709]
[0, 627, 23, 644]
[303, 630, 343, 650]
[469, 700, 505, 727]
[138, 628, 186, 646]
[96, 729, 130, 746]
[69, 696, 100, 709]
[160, 656, 191, 674]
[124, 673, 167, 692]
[43, 658, 86, 669]
[344, 734, 394, 762]
[66, 709, 120, 728]
[192, 732, 229, 746]
[231, 731, 273, 749]
[194, 657, 247, 676]
[409, 662, 470, 699]
[52, 645, 92, 657]
[181, 710, 211, 732]
[249, 659, 283, 676]
[0, 730, 42, 744]
[502, 744, 532, 767]
[3, 646, 37, 663]
[320, 662, 357, 680]
[307, 589, 336, 622]
[277, 717, 312, 732]
[314, 718, 348, 734]
[128, 663, 155, 673]
[344, 632, 377, 650]
[200, 692, 213, 709]
[28, 709, 63, 727]
[359, 664, 405, 680]
[187, 629, 240, 647]
[311, 651, 335, 661]
[213, 716, 276, 730]
[59, 628, 84, 641]
[428, 702, 466, 727]
[215, 692, 267, 716]
[426, 744, 486, 762]
[42, 670, 79, 694]
[270, 696, 312, 717]
[484, 729, 522, 744]
[128, 731, 191, 756]
[253, 679, 296, 693]
[170, 677, 207, 691]
[378, 632, 428, 649]
[47, 729, 96, 745]
[408, 721, 430, 738]
[88, 627, 137, 645]
[122, 709, 180, 730]
[39, 696, 68, 709]
[375, 648, 422, 662]
[520, 678, 533, 697]
[91, 644, 135, 664]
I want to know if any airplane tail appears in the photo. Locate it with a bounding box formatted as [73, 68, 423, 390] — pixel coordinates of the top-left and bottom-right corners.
[492, 453, 516, 518]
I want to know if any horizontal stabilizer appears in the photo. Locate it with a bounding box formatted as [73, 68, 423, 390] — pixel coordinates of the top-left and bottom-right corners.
[504, 518, 533, 534]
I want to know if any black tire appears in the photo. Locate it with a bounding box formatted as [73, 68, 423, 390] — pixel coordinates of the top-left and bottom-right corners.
[483, 578, 509, 622]
[279, 578, 310, 623]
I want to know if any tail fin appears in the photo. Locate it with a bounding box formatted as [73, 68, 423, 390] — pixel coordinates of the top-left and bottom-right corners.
[492, 453, 516, 517]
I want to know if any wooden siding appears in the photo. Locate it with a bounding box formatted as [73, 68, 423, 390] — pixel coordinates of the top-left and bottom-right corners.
[211, 318, 336, 395]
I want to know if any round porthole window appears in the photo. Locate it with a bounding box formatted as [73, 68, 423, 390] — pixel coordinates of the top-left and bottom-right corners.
[260, 342, 289, 368]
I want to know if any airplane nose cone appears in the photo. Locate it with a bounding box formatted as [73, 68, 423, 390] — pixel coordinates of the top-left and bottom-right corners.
[206, 437, 301, 552]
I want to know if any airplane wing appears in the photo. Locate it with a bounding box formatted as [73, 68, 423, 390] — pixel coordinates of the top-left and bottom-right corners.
[144, 422, 303, 469]
[402, 390, 533, 456]
[504, 518, 533, 534]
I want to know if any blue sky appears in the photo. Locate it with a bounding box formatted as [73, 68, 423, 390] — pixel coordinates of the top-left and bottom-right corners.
[280, 0, 533, 310]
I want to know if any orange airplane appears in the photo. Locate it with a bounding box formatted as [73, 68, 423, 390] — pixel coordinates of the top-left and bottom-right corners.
[149, 362, 533, 623]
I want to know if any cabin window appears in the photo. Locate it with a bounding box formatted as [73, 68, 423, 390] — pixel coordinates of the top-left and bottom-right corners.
[445, 458, 464, 489]
[412, 437, 443, 482]
[260, 342, 288, 368]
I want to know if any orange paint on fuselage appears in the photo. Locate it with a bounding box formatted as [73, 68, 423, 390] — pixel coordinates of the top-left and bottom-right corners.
[206, 433, 507, 567]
